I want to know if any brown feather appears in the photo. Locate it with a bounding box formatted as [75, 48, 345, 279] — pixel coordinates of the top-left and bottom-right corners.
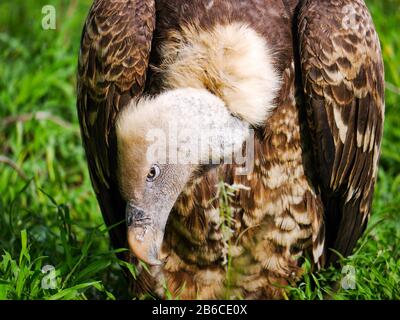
[77, 0, 156, 251]
[298, 0, 385, 263]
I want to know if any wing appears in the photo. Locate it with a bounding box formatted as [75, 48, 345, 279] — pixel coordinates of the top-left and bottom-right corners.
[77, 0, 155, 252]
[297, 0, 385, 264]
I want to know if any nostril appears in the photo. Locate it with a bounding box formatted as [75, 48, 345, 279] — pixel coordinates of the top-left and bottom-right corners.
[126, 204, 146, 227]
[133, 208, 144, 219]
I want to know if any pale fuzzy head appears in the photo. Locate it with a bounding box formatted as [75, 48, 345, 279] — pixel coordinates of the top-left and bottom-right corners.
[116, 88, 250, 264]
[115, 22, 281, 265]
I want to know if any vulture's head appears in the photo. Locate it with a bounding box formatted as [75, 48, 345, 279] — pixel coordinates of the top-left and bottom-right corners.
[116, 88, 251, 265]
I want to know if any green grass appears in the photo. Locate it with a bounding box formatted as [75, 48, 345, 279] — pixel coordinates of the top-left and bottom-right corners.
[0, 0, 399, 300]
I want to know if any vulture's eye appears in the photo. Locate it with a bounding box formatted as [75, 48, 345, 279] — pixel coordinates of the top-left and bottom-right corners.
[147, 165, 161, 182]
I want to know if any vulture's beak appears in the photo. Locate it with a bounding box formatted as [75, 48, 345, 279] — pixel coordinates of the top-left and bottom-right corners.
[126, 203, 164, 266]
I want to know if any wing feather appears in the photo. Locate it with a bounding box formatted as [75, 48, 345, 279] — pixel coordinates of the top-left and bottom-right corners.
[77, 0, 155, 250]
[298, 0, 385, 263]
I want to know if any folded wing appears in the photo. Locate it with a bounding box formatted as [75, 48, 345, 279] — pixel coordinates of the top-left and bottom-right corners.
[298, 0, 385, 263]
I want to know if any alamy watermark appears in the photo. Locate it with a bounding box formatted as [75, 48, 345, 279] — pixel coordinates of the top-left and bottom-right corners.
[341, 265, 356, 290]
[41, 265, 57, 290]
[144, 124, 255, 176]
[341, 4, 369, 37]
[42, 5, 56, 30]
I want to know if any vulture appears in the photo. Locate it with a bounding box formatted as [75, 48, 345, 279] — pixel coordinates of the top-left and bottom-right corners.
[77, 0, 385, 299]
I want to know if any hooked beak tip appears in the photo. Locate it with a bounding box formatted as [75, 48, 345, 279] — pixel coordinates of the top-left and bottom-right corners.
[127, 227, 163, 266]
